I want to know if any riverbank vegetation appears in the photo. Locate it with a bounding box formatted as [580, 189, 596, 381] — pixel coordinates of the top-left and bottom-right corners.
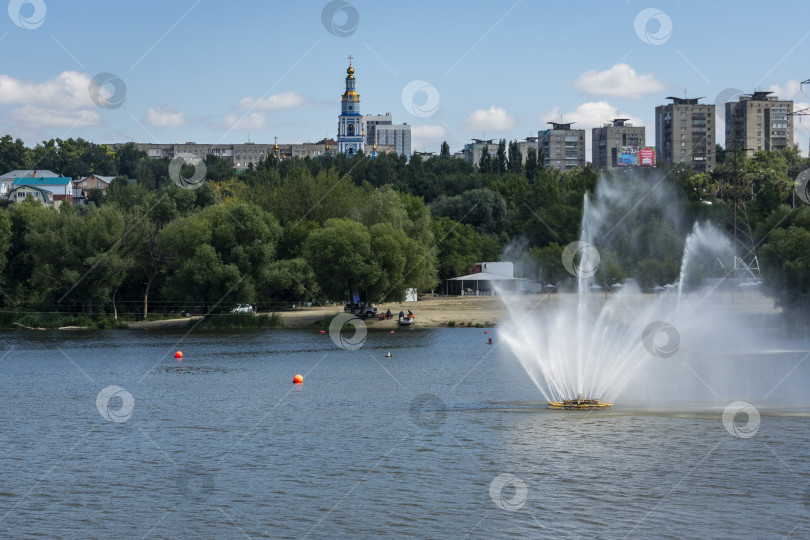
[0, 136, 808, 322]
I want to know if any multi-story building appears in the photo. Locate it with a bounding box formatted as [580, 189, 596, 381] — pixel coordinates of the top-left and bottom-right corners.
[364, 113, 392, 146]
[725, 91, 793, 153]
[592, 119, 646, 169]
[374, 124, 411, 157]
[462, 139, 499, 167]
[655, 97, 716, 172]
[109, 141, 332, 169]
[337, 59, 364, 156]
[363, 113, 411, 157]
[517, 137, 539, 164]
[537, 123, 586, 170]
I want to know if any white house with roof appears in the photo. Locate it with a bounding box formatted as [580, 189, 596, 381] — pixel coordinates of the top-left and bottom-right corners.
[6, 185, 53, 206]
[9, 177, 73, 208]
[0, 169, 60, 196]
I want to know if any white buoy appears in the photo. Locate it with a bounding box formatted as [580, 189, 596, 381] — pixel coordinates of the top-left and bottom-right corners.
[385, 352, 393, 358]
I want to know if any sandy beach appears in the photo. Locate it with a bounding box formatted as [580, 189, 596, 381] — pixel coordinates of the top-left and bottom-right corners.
[126, 290, 778, 330]
[280, 294, 508, 328]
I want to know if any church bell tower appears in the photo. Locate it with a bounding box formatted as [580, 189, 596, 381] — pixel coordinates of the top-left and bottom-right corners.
[337, 55, 364, 156]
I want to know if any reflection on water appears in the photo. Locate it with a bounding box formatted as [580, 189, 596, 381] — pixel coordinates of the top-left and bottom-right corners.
[0, 328, 807, 538]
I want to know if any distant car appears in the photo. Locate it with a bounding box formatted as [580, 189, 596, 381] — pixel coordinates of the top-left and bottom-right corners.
[231, 304, 253, 314]
[344, 303, 377, 318]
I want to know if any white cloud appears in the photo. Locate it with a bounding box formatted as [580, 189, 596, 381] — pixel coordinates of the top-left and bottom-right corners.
[570, 64, 669, 100]
[224, 112, 266, 131]
[411, 125, 445, 139]
[0, 71, 97, 109]
[10, 105, 101, 128]
[410, 124, 446, 153]
[540, 102, 644, 131]
[144, 107, 186, 127]
[0, 71, 107, 131]
[766, 79, 805, 100]
[462, 106, 516, 131]
[235, 91, 311, 110]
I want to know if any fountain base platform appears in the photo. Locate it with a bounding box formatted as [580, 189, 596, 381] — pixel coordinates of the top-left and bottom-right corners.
[547, 394, 613, 410]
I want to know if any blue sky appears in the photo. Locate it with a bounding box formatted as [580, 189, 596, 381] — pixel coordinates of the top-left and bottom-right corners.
[2, 0, 809, 157]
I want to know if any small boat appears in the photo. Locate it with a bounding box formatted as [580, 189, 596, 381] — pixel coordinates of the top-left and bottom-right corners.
[398, 315, 414, 327]
[547, 394, 612, 410]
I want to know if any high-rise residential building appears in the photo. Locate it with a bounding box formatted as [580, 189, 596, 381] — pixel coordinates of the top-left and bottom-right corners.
[364, 113, 392, 146]
[337, 58, 364, 156]
[375, 124, 411, 157]
[537, 122, 586, 170]
[462, 139, 499, 167]
[655, 97, 716, 172]
[725, 91, 793, 153]
[591, 119, 646, 169]
[517, 137, 538, 164]
[363, 112, 411, 157]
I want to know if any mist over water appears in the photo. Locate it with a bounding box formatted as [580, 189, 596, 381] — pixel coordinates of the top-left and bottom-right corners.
[500, 172, 810, 408]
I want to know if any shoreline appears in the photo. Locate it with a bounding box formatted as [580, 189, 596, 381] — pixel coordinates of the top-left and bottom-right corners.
[4, 291, 780, 330]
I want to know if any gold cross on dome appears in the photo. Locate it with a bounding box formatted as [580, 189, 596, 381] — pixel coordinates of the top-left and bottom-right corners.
[347, 54, 353, 65]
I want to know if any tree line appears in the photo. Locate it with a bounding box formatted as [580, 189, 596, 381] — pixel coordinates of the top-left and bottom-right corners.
[0, 134, 808, 319]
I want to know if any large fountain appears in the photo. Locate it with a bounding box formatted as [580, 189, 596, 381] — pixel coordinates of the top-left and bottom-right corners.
[498, 172, 785, 410]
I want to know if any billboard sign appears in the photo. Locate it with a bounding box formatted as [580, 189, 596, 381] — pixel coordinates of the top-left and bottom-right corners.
[616, 146, 656, 167]
[638, 146, 655, 166]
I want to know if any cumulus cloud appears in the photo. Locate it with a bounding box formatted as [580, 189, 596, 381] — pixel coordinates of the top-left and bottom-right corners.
[410, 124, 446, 153]
[0, 71, 108, 132]
[224, 112, 266, 131]
[462, 106, 516, 131]
[570, 64, 669, 100]
[411, 125, 445, 139]
[144, 107, 186, 127]
[766, 79, 805, 100]
[235, 91, 311, 110]
[10, 105, 101, 128]
[0, 71, 97, 108]
[540, 102, 644, 130]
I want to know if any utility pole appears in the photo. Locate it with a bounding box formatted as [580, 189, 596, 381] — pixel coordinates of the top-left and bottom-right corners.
[718, 146, 759, 278]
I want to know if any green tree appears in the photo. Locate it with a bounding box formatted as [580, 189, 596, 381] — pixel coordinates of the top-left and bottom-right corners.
[496, 139, 507, 174]
[303, 218, 378, 302]
[431, 188, 510, 235]
[478, 146, 492, 172]
[431, 216, 500, 285]
[525, 145, 539, 182]
[507, 140, 523, 175]
[440, 141, 450, 159]
[0, 135, 27, 172]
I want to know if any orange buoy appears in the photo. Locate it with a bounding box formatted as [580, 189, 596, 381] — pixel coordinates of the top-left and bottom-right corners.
[484, 331, 489, 334]
[389, 330, 395, 334]
[488, 337, 493, 345]
[174, 351, 183, 359]
[319, 330, 326, 334]
[293, 374, 304, 384]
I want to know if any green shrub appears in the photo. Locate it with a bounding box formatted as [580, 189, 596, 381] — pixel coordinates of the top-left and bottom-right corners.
[191, 313, 284, 330]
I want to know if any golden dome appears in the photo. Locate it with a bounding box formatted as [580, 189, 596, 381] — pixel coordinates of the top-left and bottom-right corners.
[347, 65, 354, 78]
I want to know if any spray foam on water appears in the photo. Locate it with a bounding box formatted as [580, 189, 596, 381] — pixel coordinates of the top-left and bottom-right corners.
[498, 173, 769, 405]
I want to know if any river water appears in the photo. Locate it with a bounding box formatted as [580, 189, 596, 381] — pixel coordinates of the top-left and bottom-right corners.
[0, 327, 808, 539]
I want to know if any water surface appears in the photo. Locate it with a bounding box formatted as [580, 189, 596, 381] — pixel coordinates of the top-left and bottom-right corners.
[0, 328, 808, 538]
